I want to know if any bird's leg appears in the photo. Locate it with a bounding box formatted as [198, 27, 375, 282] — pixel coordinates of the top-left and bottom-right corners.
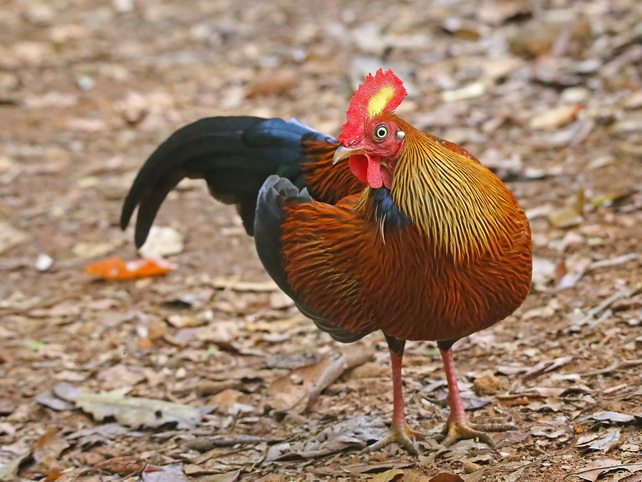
[438, 341, 515, 447]
[366, 335, 424, 455]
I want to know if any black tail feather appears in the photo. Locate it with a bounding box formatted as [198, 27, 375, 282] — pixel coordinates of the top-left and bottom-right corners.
[121, 116, 328, 247]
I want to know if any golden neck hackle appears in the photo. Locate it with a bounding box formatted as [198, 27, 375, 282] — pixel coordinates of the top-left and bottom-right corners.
[360, 116, 520, 263]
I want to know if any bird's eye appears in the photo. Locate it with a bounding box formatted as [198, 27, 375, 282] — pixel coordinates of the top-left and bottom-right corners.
[374, 125, 389, 140]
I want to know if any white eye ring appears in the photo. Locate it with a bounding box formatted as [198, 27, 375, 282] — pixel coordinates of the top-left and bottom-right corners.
[374, 125, 389, 140]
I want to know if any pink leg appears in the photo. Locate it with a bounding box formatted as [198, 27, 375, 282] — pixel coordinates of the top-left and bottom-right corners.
[440, 347, 514, 447]
[390, 347, 408, 427]
[366, 343, 424, 455]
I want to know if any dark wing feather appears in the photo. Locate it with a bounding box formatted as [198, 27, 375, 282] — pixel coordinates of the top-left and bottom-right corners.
[254, 176, 369, 344]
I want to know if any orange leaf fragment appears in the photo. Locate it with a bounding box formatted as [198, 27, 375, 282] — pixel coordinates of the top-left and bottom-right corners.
[498, 396, 530, 407]
[84, 257, 177, 280]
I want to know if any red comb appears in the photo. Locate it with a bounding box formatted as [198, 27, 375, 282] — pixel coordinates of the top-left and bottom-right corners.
[339, 69, 407, 144]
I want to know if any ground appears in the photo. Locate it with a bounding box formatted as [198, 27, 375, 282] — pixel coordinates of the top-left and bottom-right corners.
[1, 0, 642, 480]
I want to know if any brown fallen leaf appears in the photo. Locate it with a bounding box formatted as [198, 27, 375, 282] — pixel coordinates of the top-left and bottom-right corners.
[66, 423, 129, 450]
[96, 364, 146, 390]
[555, 256, 591, 290]
[174, 380, 244, 397]
[582, 410, 637, 424]
[521, 356, 573, 381]
[340, 460, 413, 475]
[0, 450, 30, 482]
[53, 382, 202, 429]
[267, 415, 388, 460]
[98, 456, 145, 477]
[619, 474, 642, 482]
[587, 429, 621, 453]
[441, 17, 481, 41]
[33, 426, 69, 475]
[186, 469, 240, 482]
[265, 352, 347, 413]
[497, 396, 530, 407]
[477, 0, 531, 25]
[0, 397, 16, 416]
[573, 459, 642, 482]
[0, 223, 28, 255]
[548, 189, 585, 229]
[209, 388, 243, 412]
[529, 105, 583, 130]
[246, 70, 299, 98]
[473, 372, 502, 395]
[372, 468, 405, 481]
[34, 391, 73, 411]
[265, 345, 373, 414]
[185, 436, 265, 453]
[34, 426, 68, 460]
[535, 119, 595, 147]
[141, 464, 189, 482]
[429, 473, 465, 482]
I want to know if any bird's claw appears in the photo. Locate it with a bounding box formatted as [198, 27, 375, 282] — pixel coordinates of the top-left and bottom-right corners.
[366, 423, 425, 455]
[440, 419, 516, 447]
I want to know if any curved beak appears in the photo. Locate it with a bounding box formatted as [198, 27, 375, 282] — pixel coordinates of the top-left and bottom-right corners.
[332, 145, 366, 165]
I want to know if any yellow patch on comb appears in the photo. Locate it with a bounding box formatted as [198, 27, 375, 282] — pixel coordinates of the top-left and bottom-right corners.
[367, 86, 395, 117]
[339, 69, 408, 144]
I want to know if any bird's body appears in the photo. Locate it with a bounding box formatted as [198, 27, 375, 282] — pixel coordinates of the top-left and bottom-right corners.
[122, 70, 532, 454]
[280, 115, 531, 343]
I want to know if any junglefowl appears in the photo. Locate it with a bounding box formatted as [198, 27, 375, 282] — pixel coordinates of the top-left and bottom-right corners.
[121, 69, 532, 454]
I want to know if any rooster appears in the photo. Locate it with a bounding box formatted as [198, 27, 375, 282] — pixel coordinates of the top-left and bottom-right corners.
[121, 69, 532, 454]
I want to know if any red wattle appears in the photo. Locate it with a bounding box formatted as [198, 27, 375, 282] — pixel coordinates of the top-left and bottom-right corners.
[349, 155, 384, 189]
[367, 157, 383, 188]
[349, 155, 368, 184]
[381, 167, 393, 190]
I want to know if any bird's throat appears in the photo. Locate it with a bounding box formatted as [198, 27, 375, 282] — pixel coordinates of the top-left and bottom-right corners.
[349, 154, 392, 189]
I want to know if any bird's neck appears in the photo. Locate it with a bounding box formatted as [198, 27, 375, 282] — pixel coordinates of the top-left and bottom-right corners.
[359, 127, 519, 261]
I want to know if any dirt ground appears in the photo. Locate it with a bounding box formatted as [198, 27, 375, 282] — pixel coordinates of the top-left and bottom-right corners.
[1, 0, 642, 480]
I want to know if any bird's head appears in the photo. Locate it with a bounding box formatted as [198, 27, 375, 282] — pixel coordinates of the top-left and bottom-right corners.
[333, 69, 408, 190]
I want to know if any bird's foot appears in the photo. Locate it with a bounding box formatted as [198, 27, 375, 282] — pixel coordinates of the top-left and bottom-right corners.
[440, 418, 516, 448]
[366, 423, 424, 455]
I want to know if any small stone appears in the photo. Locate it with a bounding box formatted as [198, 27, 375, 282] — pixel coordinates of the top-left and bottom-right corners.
[289, 374, 303, 385]
[34, 253, 54, 272]
[138, 226, 184, 258]
[561, 87, 590, 103]
[75, 74, 95, 91]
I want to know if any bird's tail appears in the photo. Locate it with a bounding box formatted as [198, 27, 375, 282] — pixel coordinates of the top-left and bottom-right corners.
[120, 116, 335, 247]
